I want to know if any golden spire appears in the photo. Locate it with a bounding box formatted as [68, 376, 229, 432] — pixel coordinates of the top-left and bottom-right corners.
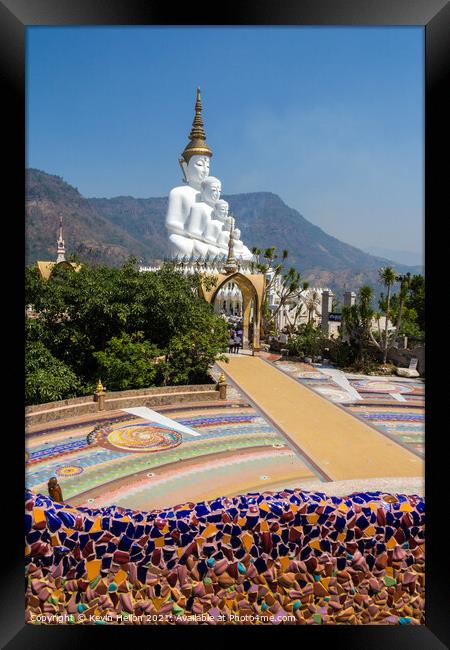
[180, 87, 213, 164]
[189, 87, 206, 141]
[224, 215, 238, 274]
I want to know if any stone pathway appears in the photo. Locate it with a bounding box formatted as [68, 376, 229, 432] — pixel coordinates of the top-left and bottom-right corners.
[217, 355, 423, 483]
[274, 361, 425, 457]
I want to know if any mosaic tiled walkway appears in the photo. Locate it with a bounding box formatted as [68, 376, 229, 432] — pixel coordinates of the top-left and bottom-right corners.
[217, 356, 423, 482]
[274, 361, 425, 457]
[26, 401, 320, 511]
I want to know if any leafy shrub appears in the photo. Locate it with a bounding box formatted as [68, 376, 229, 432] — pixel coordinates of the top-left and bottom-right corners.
[25, 261, 229, 401]
[94, 332, 161, 391]
[25, 340, 83, 405]
[287, 323, 324, 360]
[161, 318, 228, 385]
[325, 339, 356, 368]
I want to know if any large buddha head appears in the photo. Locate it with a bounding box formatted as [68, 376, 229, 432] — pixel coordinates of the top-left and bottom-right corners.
[179, 88, 212, 190]
[213, 199, 230, 224]
[201, 176, 221, 206]
[181, 155, 210, 190]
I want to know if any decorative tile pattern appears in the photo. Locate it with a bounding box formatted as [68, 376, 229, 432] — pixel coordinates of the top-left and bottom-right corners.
[273, 361, 425, 456]
[56, 465, 84, 477]
[348, 405, 425, 455]
[25, 488, 425, 625]
[26, 404, 317, 509]
[90, 422, 183, 453]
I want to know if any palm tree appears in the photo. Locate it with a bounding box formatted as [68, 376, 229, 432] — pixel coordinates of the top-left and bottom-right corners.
[395, 272, 411, 334]
[303, 289, 321, 324]
[341, 285, 374, 362]
[373, 310, 382, 341]
[379, 266, 397, 363]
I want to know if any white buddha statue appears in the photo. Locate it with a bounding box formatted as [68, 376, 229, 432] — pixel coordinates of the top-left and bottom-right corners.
[185, 176, 222, 257]
[217, 215, 253, 261]
[165, 88, 213, 259]
[208, 201, 252, 261]
[165, 88, 253, 262]
[204, 199, 232, 258]
[233, 227, 253, 260]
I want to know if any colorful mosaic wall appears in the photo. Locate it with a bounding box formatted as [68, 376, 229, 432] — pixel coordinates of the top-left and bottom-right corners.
[25, 488, 425, 625]
[274, 362, 425, 456]
[26, 403, 319, 511]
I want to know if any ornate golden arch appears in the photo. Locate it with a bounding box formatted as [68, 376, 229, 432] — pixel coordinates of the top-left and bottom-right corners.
[201, 271, 265, 350]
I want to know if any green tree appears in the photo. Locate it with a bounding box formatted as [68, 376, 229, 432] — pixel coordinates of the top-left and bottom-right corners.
[287, 322, 324, 361]
[378, 266, 397, 363]
[394, 272, 411, 333]
[341, 285, 375, 363]
[405, 274, 425, 335]
[25, 340, 83, 405]
[387, 273, 424, 342]
[250, 246, 307, 335]
[25, 259, 229, 403]
[94, 332, 161, 391]
[161, 312, 228, 385]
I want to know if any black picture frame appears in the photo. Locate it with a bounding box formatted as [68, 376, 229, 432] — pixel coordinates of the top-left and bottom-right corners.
[2, 0, 449, 647]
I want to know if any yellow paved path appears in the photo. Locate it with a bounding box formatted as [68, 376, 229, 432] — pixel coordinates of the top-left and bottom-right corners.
[218, 356, 423, 482]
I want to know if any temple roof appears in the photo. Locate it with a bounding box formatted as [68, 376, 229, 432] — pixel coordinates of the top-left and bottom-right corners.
[36, 260, 81, 280]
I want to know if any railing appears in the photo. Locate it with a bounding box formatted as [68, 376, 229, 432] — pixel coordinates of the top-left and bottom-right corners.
[25, 383, 225, 427]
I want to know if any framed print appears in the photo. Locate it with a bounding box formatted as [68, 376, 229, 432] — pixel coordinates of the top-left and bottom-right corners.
[1, 0, 449, 646]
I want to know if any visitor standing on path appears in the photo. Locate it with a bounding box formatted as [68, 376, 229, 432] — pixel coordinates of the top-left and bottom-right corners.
[234, 334, 241, 354]
[228, 335, 236, 354]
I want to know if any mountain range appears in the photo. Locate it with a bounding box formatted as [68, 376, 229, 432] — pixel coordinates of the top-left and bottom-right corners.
[26, 169, 423, 296]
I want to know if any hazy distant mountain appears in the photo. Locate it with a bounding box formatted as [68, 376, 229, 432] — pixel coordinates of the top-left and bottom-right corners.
[364, 246, 424, 269]
[26, 169, 423, 295]
[26, 169, 154, 266]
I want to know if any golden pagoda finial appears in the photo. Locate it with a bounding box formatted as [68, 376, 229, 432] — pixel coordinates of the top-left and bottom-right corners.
[218, 372, 226, 384]
[189, 87, 206, 141]
[180, 87, 213, 164]
[96, 379, 104, 394]
[224, 215, 238, 274]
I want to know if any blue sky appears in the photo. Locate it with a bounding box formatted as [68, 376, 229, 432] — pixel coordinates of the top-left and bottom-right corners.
[27, 26, 424, 258]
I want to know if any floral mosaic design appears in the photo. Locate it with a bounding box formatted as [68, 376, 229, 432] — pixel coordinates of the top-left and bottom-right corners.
[89, 422, 183, 454]
[56, 465, 84, 477]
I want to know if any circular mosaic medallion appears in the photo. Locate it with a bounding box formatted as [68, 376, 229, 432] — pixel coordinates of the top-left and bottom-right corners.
[352, 380, 413, 394]
[56, 465, 84, 477]
[93, 422, 182, 454]
[299, 372, 325, 379]
[316, 387, 351, 402]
